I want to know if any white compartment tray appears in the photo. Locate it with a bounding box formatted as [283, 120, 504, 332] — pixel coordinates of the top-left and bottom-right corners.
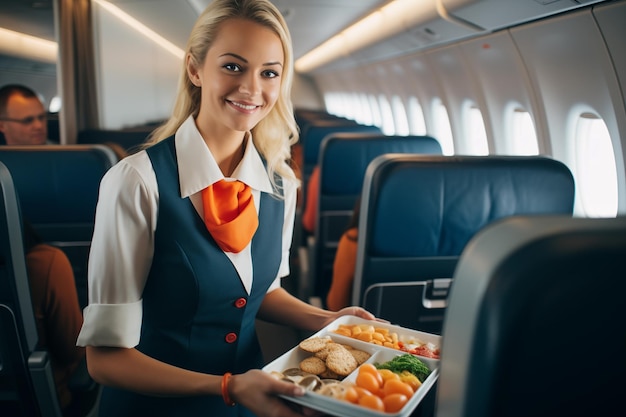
[262, 315, 440, 417]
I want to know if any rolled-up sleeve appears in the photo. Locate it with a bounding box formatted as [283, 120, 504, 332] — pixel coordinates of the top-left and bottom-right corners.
[79, 301, 143, 347]
[77, 153, 157, 348]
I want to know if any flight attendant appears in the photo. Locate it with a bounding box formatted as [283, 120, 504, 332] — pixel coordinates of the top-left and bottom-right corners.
[76, 1, 375, 416]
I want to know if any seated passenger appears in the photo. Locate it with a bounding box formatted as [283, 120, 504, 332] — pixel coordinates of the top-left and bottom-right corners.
[302, 165, 319, 234]
[326, 198, 361, 311]
[0, 84, 52, 145]
[23, 220, 88, 415]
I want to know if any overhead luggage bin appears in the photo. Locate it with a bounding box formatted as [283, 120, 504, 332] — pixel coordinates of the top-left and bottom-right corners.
[441, 0, 609, 32]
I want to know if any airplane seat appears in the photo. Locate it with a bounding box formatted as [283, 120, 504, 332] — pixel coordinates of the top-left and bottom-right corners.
[0, 145, 118, 309]
[77, 128, 152, 155]
[294, 108, 350, 135]
[436, 215, 626, 417]
[0, 161, 99, 417]
[306, 134, 442, 303]
[300, 122, 382, 184]
[354, 154, 575, 334]
[46, 114, 61, 143]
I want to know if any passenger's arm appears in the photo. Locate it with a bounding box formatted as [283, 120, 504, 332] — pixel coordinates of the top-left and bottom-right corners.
[45, 248, 85, 365]
[326, 230, 358, 311]
[301, 166, 319, 233]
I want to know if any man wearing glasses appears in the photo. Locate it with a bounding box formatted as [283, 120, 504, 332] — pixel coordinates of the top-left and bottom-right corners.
[0, 84, 49, 145]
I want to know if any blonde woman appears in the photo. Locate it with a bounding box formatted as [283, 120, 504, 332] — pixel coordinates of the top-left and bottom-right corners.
[77, 1, 374, 416]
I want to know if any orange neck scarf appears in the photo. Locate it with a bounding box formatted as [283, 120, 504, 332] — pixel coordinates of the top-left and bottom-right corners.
[201, 179, 258, 253]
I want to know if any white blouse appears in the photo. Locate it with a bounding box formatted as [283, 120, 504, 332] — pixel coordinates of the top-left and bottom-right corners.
[77, 116, 298, 348]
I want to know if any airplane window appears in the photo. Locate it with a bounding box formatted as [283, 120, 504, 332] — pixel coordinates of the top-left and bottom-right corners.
[391, 95, 410, 136]
[575, 113, 618, 218]
[334, 92, 351, 119]
[342, 93, 357, 120]
[407, 97, 427, 136]
[323, 92, 340, 115]
[433, 98, 454, 155]
[511, 109, 539, 155]
[378, 95, 395, 135]
[357, 93, 374, 125]
[466, 103, 489, 155]
[339, 93, 352, 119]
[369, 94, 383, 129]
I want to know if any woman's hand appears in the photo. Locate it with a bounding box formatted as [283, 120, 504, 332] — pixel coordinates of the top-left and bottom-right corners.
[320, 306, 380, 329]
[227, 369, 309, 417]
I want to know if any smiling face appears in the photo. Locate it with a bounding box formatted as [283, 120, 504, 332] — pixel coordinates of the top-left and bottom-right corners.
[187, 18, 284, 140]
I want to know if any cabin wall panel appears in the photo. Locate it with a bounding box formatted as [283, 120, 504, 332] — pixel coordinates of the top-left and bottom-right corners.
[92, 5, 180, 130]
[292, 74, 324, 110]
[593, 0, 626, 214]
[0, 66, 57, 111]
[397, 54, 445, 138]
[511, 8, 626, 214]
[458, 31, 539, 155]
[423, 44, 485, 155]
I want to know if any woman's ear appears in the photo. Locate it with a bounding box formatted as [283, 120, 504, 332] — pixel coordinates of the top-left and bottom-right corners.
[186, 54, 201, 87]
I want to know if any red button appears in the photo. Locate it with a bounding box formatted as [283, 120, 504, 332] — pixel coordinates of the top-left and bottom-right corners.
[234, 298, 247, 308]
[225, 332, 237, 343]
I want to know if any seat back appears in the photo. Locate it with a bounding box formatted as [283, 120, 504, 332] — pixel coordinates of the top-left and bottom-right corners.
[301, 123, 382, 182]
[77, 128, 152, 154]
[309, 134, 442, 300]
[0, 161, 64, 417]
[436, 215, 626, 417]
[0, 145, 118, 308]
[354, 154, 575, 333]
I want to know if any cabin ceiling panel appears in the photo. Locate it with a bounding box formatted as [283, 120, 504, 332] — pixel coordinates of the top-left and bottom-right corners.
[188, 0, 385, 60]
[0, 0, 55, 41]
[107, 0, 198, 49]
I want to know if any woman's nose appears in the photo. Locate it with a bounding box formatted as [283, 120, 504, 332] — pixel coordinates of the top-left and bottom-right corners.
[238, 73, 260, 96]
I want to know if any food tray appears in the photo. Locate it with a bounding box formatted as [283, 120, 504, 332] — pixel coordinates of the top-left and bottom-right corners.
[326, 315, 441, 360]
[262, 316, 440, 417]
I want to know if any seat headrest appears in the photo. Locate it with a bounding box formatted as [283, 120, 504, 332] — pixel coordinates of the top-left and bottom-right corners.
[362, 154, 575, 257]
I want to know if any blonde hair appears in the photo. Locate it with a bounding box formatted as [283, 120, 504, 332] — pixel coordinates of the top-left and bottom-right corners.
[147, 0, 299, 188]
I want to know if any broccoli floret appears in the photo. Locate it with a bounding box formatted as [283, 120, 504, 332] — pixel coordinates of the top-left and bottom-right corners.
[375, 354, 432, 382]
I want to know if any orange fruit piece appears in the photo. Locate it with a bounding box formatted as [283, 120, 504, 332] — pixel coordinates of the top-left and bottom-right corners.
[383, 393, 409, 412]
[359, 364, 383, 384]
[356, 371, 381, 394]
[383, 379, 414, 398]
[343, 386, 359, 404]
[358, 393, 385, 411]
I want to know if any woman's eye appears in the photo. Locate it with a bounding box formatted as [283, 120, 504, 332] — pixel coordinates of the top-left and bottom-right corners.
[224, 63, 241, 72]
[263, 69, 279, 79]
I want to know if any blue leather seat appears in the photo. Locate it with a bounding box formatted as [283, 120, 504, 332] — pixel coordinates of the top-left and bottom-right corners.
[306, 134, 442, 302]
[0, 161, 68, 417]
[295, 109, 355, 138]
[353, 154, 575, 333]
[0, 145, 118, 308]
[300, 122, 382, 183]
[77, 128, 152, 154]
[436, 215, 626, 417]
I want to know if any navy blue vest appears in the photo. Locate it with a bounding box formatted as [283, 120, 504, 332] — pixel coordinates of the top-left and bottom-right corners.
[99, 137, 284, 417]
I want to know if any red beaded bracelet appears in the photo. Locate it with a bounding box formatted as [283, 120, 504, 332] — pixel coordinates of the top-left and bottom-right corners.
[221, 372, 235, 406]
